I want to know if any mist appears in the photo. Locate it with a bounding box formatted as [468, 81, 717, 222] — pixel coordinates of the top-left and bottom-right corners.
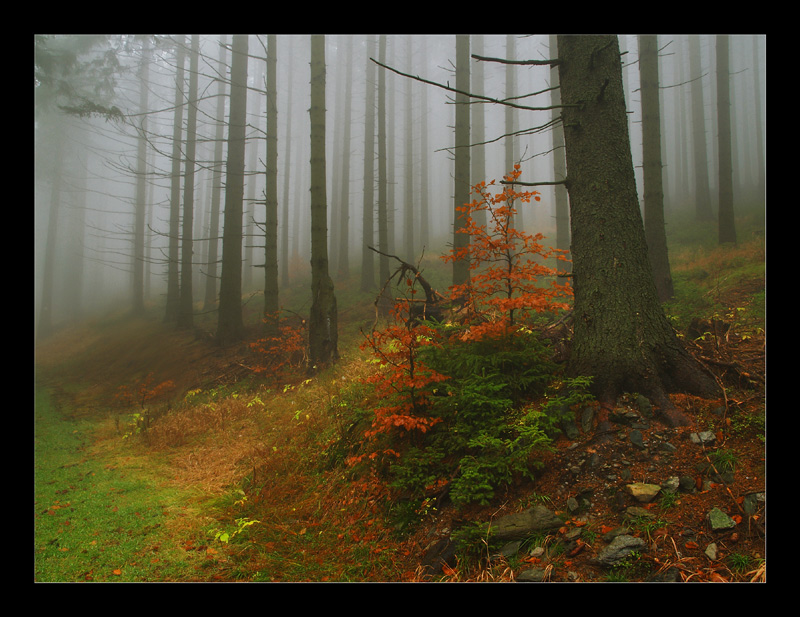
[34, 34, 766, 336]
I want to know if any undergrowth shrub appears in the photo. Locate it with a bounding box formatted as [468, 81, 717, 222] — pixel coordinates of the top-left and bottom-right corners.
[351, 170, 581, 518]
[249, 312, 307, 383]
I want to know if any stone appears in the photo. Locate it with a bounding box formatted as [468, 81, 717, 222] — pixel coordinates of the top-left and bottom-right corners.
[625, 482, 661, 503]
[661, 476, 680, 494]
[593, 534, 646, 566]
[517, 566, 551, 582]
[707, 507, 736, 530]
[690, 431, 716, 446]
[490, 505, 564, 542]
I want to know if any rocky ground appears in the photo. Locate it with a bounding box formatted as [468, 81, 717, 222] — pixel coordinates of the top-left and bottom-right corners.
[412, 391, 766, 582]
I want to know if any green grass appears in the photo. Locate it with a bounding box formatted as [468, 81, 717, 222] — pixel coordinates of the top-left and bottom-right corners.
[34, 388, 217, 582]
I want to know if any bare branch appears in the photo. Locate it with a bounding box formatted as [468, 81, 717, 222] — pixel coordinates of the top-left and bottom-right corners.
[370, 57, 576, 114]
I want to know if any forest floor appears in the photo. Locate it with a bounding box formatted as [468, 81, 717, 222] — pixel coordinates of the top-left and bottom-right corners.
[34, 221, 766, 583]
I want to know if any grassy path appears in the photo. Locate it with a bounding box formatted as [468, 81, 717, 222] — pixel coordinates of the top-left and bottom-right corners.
[34, 387, 224, 582]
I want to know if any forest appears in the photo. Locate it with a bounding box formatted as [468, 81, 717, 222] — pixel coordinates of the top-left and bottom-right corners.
[34, 34, 766, 583]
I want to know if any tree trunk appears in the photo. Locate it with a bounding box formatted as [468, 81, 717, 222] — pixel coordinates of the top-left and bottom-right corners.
[177, 34, 199, 329]
[308, 35, 338, 368]
[557, 35, 720, 428]
[263, 34, 280, 337]
[419, 36, 430, 251]
[751, 35, 765, 201]
[203, 35, 227, 311]
[452, 34, 471, 288]
[638, 35, 674, 302]
[504, 34, 521, 229]
[377, 35, 390, 291]
[164, 38, 185, 323]
[470, 34, 487, 233]
[360, 35, 377, 293]
[216, 34, 249, 345]
[280, 36, 293, 288]
[337, 34, 354, 280]
[689, 35, 714, 222]
[404, 34, 416, 262]
[133, 40, 150, 316]
[716, 35, 737, 245]
[549, 35, 571, 274]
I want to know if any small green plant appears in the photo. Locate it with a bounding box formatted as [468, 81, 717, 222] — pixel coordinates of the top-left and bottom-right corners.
[213, 517, 261, 544]
[451, 521, 494, 567]
[711, 448, 739, 474]
[726, 551, 754, 573]
[629, 515, 668, 545]
[659, 490, 679, 510]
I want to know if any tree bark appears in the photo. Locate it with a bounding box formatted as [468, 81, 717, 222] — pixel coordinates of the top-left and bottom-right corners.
[177, 34, 199, 329]
[133, 39, 150, 316]
[452, 34, 471, 288]
[203, 35, 227, 311]
[638, 35, 674, 302]
[689, 35, 714, 222]
[216, 34, 249, 345]
[360, 35, 377, 293]
[377, 35, 390, 291]
[549, 35, 571, 274]
[308, 35, 338, 368]
[263, 34, 280, 337]
[337, 34, 354, 280]
[164, 37, 185, 323]
[557, 35, 720, 427]
[716, 35, 737, 245]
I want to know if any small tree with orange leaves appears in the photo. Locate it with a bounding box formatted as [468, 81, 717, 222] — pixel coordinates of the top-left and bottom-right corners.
[351, 169, 581, 515]
[249, 311, 308, 384]
[443, 164, 572, 340]
[356, 269, 449, 469]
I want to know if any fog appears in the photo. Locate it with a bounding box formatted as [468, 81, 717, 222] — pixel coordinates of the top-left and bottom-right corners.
[34, 35, 766, 335]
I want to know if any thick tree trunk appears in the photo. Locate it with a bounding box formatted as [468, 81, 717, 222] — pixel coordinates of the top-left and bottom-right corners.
[308, 35, 338, 368]
[557, 35, 720, 428]
[216, 34, 249, 345]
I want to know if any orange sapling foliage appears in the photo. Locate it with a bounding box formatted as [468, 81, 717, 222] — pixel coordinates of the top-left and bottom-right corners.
[443, 165, 572, 341]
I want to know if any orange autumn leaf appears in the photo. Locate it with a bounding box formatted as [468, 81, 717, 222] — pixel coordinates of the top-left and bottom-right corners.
[113, 569, 122, 576]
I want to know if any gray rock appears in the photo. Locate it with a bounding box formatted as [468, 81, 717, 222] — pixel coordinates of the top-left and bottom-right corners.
[690, 431, 716, 446]
[593, 534, 646, 566]
[490, 505, 564, 542]
[636, 395, 653, 418]
[580, 407, 595, 433]
[707, 507, 736, 530]
[517, 566, 551, 582]
[661, 476, 680, 494]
